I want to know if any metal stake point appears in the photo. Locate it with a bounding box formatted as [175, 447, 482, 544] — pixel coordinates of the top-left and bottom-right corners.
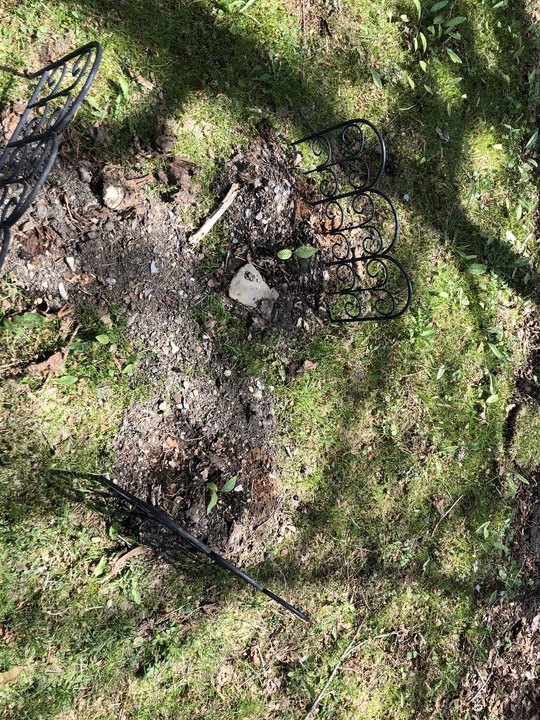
[91, 473, 309, 623]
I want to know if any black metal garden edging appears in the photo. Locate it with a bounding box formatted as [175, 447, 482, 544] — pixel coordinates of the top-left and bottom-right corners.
[293, 119, 412, 322]
[91, 473, 309, 623]
[0, 42, 101, 271]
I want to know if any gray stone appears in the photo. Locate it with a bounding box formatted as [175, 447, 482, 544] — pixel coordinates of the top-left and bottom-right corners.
[228, 263, 279, 309]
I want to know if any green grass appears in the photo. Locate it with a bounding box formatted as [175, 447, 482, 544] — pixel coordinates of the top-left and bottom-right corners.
[2, 0, 540, 717]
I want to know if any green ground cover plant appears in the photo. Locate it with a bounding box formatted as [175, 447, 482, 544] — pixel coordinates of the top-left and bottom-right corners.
[1, 0, 540, 718]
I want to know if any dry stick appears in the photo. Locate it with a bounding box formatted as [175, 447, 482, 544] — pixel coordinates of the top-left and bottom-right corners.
[432, 494, 464, 536]
[189, 183, 240, 245]
[303, 631, 397, 720]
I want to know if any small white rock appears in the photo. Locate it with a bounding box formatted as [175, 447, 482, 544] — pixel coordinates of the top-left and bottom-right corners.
[229, 263, 279, 309]
[150, 261, 159, 274]
[65, 256, 76, 273]
[58, 282, 68, 300]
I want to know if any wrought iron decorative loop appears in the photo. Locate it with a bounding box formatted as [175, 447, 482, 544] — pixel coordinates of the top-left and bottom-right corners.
[322, 189, 399, 257]
[294, 118, 386, 197]
[8, 42, 102, 148]
[325, 254, 412, 322]
[0, 134, 59, 226]
[0, 43, 100, 271]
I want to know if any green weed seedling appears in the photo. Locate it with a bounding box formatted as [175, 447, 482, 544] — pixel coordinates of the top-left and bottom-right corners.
[206, 474, 238, 514]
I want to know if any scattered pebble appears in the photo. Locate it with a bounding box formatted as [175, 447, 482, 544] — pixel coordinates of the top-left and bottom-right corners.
[150, 260, 159, 274]
[58, 282, 68, 300]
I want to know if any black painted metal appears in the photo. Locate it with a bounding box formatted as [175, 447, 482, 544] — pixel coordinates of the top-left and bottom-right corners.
[7, 42, 102, 148]
[93, 473, 309, 622]
[0, 42, 101, 271]
[0, 224, 10, 270]
[0, 134, 59, 225]
[294, 119, 412, 322]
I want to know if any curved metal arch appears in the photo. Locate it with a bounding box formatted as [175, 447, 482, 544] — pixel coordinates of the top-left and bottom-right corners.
[325, 254, 413, 322]
[293, 118, 387, 197]
[7, 42, 102, 148]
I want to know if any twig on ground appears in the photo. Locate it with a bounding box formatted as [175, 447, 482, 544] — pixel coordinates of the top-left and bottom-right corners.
[303, 630, 397, 720]
[189, 183, 239, 245]
[432, 494, 463, 536]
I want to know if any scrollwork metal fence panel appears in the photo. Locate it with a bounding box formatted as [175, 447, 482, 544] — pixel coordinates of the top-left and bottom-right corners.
[6, 42, 102, 149]
[0, 42, 101, 271]
[294, 119, 386, 198]
[294, 119, 412, 322]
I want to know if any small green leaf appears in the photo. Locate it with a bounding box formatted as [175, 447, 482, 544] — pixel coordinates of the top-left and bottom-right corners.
[430, 0, 449, 10]
[123, 363, 134, 374]
[277, 249, 293, 260]
[419, 60, 428, 72]
[525, 129, 538, 151]
[467, 263, 486, 275]
[109, 522, 120, 539]
[3, 319, 23, 334]
[118, 75, 130, 100]
[412, 0, 422, 21]
[207, 482, 218, 492]
[407, 76, 416, 89]
[95, 334, 110, 345]
[221, 475, 238, 493]
[486, 394, 499, 404]
[93, 556, 107, 577]
[419, 31, 427, 52]
[487, 343, 504, 360]
[492, 143, 503, 150]
[131, 582, 142, 605]
[436, 366, 446, 379]
[12, 312, 47, 328]
[446, 48, 462, 63]
[206, 491, 218, 515]
[56, 375, 79, 385]
[444, 16, 467, 30]
[370, 68, 383, 89]
[294, 245, 318, 259]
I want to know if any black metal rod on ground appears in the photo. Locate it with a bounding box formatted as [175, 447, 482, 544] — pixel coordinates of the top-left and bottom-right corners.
[92, 473, 309, 622]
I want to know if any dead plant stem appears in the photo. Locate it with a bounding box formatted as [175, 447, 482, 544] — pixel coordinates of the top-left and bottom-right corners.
[303, 630, 396, 720]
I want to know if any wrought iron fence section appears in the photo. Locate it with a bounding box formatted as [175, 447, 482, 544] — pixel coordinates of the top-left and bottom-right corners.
[294, 119, 412, 322]
[325, 253, 412, 322]
[0, 42, 100, 271]
[7, 42, 102, 148]
[294, 119, 386, 198]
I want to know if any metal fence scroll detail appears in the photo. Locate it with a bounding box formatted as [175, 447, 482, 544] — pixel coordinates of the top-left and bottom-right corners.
[294, 119, 412, 322]
[6, 42, 102, 149]
[0, 42, 101, 271]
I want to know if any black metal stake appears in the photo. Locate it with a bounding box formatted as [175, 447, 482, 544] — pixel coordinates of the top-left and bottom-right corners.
[92, 473, 309, 622]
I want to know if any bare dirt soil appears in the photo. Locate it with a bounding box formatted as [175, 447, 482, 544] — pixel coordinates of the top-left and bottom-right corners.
[2, 121, 323, 564]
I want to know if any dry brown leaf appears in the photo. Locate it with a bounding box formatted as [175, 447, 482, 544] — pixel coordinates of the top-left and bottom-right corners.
[297, 360, 317, 373]
[109, 546, 149, 578]
[215, 662, 235, 690]
[27, 351, 65, 375]
[0, 666, 24, 685]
